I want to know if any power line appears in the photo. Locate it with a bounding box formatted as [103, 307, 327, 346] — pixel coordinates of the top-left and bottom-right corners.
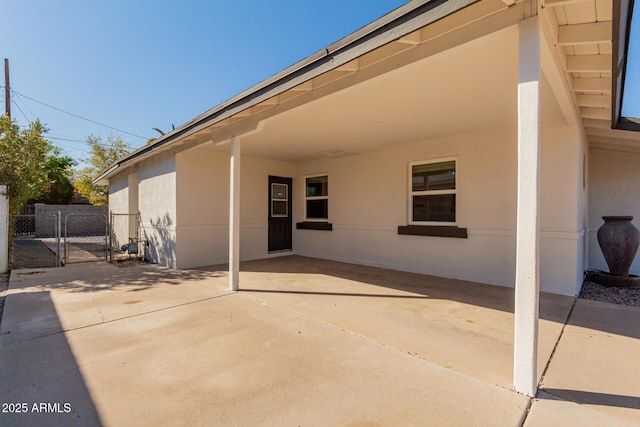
[11, 99, 30, 124]
[3, 87, 149, 140]
[46, 135, 87, 144]
[15, 94, 37, 121]
[54, 145, 90, 155]
[46, 132, 87, 144]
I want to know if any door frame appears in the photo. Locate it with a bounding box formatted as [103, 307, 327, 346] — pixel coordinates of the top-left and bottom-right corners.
[268, 175, 293, 252]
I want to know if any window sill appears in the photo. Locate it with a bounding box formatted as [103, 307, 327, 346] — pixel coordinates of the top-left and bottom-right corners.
[296, 221, 333, 231]
[397, 225, 467, 238]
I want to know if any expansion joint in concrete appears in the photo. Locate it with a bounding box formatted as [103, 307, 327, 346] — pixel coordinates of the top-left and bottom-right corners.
[518, 396, 534, 427]
[537, 296, 578, 388]
[92, 294, 105, 324]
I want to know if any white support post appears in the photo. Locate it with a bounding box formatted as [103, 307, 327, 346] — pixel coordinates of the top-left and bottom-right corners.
[0, 185, 8, 273]
[229, 137, 241, 291]
[514, 16, 541, 398]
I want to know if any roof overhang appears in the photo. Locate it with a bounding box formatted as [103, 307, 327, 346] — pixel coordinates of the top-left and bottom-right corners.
[612, 0, 638, 131]
[94, 0, 485, 185]
[94, 0, 640, 184]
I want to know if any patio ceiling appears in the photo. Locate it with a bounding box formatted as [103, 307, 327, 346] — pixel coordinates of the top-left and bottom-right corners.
[540, 0, 640, 151]
[200, 26, 524, 162]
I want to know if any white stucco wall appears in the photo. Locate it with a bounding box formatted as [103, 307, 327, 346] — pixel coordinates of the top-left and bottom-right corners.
[293, 121, 584, 296]
[111, 123, 584, 295]
[137, 152, 177, 268]
[175, 148, 229, 269]
[175, 147, 296, 269]
[110, 116, 584, 296]
[108, 172, 129, 214]
[588, 147, 640, 275]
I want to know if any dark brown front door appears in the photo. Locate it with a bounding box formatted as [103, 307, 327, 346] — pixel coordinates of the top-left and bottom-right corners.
[268, 176, 292, 252]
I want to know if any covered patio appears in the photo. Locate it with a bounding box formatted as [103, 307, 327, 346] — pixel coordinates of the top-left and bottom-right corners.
[208, 255, 574, 389]
[1, 257, 638, 425]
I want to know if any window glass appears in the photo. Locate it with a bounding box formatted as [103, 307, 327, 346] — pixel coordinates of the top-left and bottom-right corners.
[306, 176, 328, 197]
[305, 175, 328, 220]
[412, 161, 455, 192]
[307, 199, 328, 219]
[272, 201, 287, 216]
[410, 160, 456, 224]
[412, 194, 456, 222]
[271, 183, 288, 217]
[272, 183, 288, 200]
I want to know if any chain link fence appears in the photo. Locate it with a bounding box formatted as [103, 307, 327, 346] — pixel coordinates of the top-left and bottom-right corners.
[10, 210, 142, 269]
[109, 213, 144, 262]
[12, 214, 61, 269]
[63, 213, 108, 264]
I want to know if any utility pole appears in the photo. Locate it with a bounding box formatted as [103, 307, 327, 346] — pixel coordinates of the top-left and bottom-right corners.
[4, 58, 10, 118]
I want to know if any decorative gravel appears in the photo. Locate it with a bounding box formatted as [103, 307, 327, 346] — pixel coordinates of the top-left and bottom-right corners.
[112, 258, 150, 268]
[579, 280, 640, 307]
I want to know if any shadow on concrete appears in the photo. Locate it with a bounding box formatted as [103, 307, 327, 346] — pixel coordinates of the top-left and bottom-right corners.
[0, 290, 103, 427]
[9, 264, 223, 294]
[541, 388, 640, 411]
[12, 238, 58, 269]
[200, 255, 640, 339]
[568, 299, 640, 340]
[201, 255, 570, 319]
[247, 288, 432, 300]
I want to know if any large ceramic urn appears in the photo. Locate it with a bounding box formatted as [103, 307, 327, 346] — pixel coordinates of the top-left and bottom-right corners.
[597, 216, 640, 277]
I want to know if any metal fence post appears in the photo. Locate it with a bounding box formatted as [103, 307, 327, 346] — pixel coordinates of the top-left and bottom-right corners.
[0, 185, 8, 273]
[57, 211, 62, 267]
[109, 211, 113, 262]
[104, 213, 108, 262]
[63, 215, 68, 265]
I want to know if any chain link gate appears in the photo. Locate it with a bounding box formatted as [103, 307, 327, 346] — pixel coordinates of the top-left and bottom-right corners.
[109, 212, 143, 262]
[11, 210, 140, 268]
[11, 213, 62, 269]
[63, 213, 108, 264]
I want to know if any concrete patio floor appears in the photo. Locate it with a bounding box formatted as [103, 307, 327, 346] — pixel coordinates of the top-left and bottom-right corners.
[0, 255, 638, 426]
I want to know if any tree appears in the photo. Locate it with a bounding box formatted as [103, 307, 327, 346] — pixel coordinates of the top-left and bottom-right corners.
[146, 124, 175, 144]
[29, 148, 76, 205]
[0, 115, 51, 213]
[73, 134, 131, 206]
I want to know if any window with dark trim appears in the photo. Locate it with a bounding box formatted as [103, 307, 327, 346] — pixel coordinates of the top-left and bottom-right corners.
[409, 159, 456, 225]
[305, 175, 328, 221]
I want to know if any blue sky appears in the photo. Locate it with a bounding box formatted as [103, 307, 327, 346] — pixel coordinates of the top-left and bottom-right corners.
[0, 0, 406, 160]
[1, 0, 638, 163]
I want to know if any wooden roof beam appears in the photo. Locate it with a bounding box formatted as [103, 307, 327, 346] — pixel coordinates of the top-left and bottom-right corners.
[583, 118, 611, 129]
[557, 21, 612, 45]
[397, 31, 422, 45]
[581, 107, 611, 120]
[542, 0, 591, 7]
[229, 109, 252, 123]
[290, 80, 313, 92]
[587, 126, 640, 141]
[336, 59, 359, 72]
[576, 94, 611, 108]
[572, 77, 611, 92]
[251, 97, 279, 114]
[566, 54, 612, 72]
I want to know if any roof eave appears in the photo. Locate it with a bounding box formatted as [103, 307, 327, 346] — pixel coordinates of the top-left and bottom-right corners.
[612, 0, 637, 131]
[93, 0, 480, 185]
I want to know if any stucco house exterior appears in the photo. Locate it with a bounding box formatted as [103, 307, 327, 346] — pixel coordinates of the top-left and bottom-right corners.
[96, 0, 637, 396]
